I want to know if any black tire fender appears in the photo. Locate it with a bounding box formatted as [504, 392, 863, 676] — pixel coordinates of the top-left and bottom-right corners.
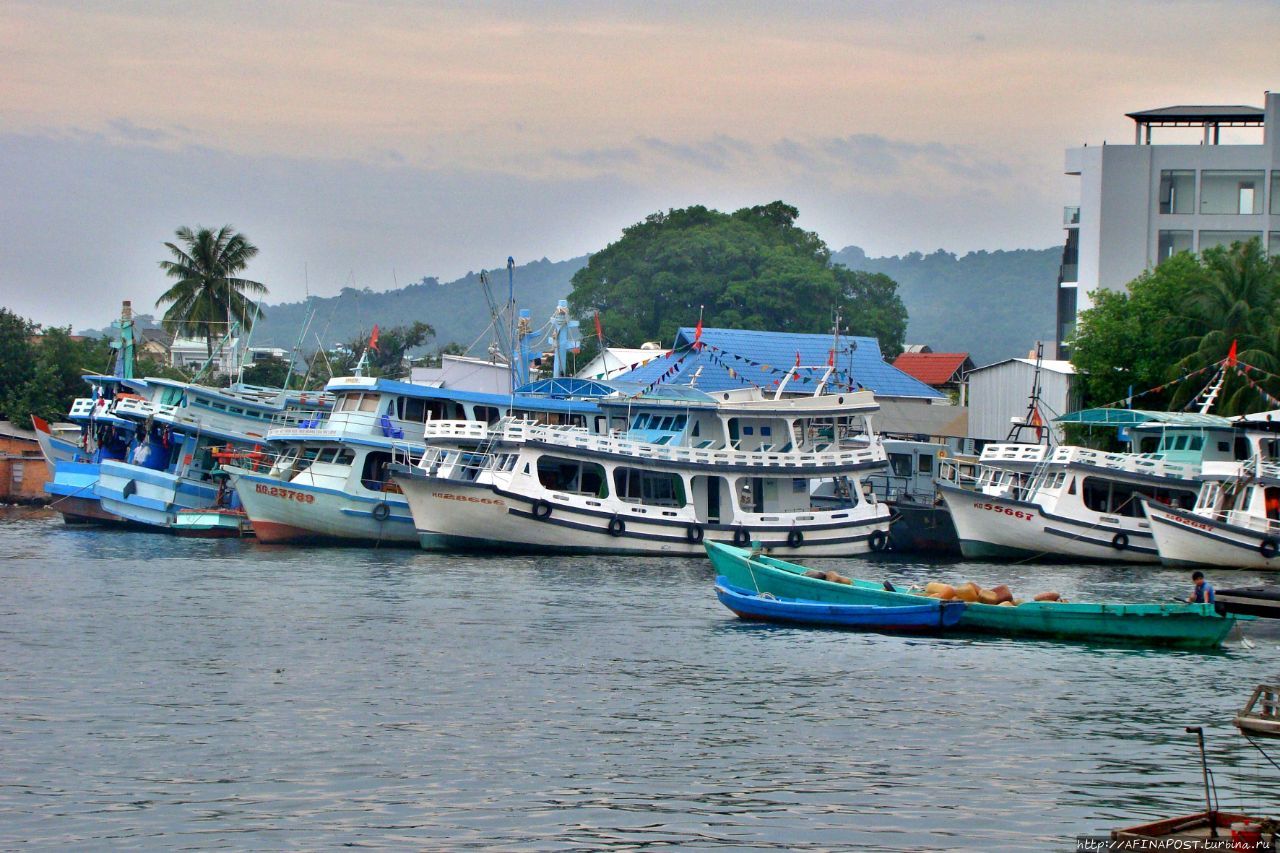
[786, 528, 804, 549]
[532, 499, 553, 520]
[685, 524, 704, 544]
[607, 516, 626, 537]
[1111, 532, 1129, 551]
[868, 529, 888, 552]
[732, 527, 751, 548]
[371, 501, 391, 522]
[1260, 538, 1278, 559]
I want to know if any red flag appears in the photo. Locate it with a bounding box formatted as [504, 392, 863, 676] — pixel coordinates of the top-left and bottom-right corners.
[827, 349, 834, 367]
[1029, 405, 1045, 441]
[1227, 339, 1238, 366]
[693, 318, 703, 350]
[594, 311, 604, 342]
[795, 351, 801, 367]
[369, 324, 380, 352]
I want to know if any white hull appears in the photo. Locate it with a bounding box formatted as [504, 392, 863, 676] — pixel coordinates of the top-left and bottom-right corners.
[1145, 502, 1280, 571]
[398, 475, 889, 557]
[939, 483, 1159, 563]
[231, 469, 417, 545]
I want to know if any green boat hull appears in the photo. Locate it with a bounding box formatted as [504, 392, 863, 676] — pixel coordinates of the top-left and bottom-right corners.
[705, 542, 1239, 649]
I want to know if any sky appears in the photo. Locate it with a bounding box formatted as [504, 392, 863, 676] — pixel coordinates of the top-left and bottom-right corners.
[1, 0, 1277, 331]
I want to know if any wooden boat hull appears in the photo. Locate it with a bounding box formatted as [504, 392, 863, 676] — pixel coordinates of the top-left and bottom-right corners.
[1216, 586, 1280, 620]
[715, 578, 965, 631]
[705, 542, 1240, 648]
[887, 501, 960, 555]
[1112, 811, 1273, 849]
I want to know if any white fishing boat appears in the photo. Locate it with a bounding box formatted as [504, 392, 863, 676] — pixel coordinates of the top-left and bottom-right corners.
[1143, 414, 1280, 570]
[225, 376, 605, 545]
[938, 412, 1241, 562]
[392, 384, 892, 557]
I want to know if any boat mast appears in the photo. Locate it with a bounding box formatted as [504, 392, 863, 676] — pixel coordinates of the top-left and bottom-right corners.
[1007, 340, 1048, 444]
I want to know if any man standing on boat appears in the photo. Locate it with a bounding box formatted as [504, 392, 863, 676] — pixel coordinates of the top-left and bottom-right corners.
[1187, 571, 1215, 604]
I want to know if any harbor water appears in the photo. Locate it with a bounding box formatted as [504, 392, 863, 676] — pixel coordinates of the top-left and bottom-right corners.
[2, 508, 1278, 850]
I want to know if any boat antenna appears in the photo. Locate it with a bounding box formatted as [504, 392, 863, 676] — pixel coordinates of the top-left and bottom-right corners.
[1184, 726, 1218, 838]
[1007, 341, 1048, 445]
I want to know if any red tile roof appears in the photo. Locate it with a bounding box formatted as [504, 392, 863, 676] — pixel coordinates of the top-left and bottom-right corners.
[891, 352, 972, 386]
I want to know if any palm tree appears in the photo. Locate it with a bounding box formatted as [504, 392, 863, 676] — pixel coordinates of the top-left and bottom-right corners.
[1171, 238, 1280, 413]
[155, 225, 267, 364]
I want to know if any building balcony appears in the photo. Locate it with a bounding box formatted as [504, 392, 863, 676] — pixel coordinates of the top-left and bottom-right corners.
[1063, 206, 1080, 226]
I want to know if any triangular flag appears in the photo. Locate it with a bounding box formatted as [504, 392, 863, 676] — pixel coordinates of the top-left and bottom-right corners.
[1227, 339, 1238, 366]
[368, 324, 380, 352]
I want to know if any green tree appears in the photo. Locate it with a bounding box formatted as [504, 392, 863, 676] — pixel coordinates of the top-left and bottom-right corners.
[0, 308, 37, 414]
[834, 268, 908, 357]
[1071, 240, 1280, 415]
[567, 202, 907, 352]
[155, 225, 267, 359]
[341, 321, 436, 378]
[0, 327, 113, 428]
[241, 355, 293, 388]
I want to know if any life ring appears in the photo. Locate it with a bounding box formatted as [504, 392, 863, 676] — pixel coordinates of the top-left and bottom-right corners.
[868, 529, 888, 552]
[1260, 538, 1278, 560]
[786, 529, 804, 549]
[685, 524, 704, 544]
[732, 527, 751, 547]
[371, 502, 391, 522]
[1111, 532, 1129, 551]
[607, 516, 626, 537]
[532, 499, 553, 520]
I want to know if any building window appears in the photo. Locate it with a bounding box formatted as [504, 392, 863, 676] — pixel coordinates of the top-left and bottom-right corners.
[1157, 230, 1193, 263]
[1158, 170, 1194, 214]
[1269, 233, 1279, 256]
[1199, 231, 1262, 253]
[1200, 170, 1264, 214]
[1273, 173, 1280, 215]
[1058, 229, 1078, 283]
[1056, 285, 1077, 355]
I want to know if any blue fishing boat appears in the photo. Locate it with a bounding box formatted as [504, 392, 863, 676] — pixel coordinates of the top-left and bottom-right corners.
[714, 577, 966, 631]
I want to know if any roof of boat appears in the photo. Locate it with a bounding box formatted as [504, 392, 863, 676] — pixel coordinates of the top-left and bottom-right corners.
[1055, 408, 1232, 428]
[324, 376, 602, 412]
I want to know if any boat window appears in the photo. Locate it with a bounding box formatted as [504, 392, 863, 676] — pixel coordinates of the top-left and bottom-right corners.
[691, 421, 700, 437]
[673, 415, 687, 430]
[476, 406, 501, 425]
[613, 467, 686, 507]
[1241, 488, 1254, 511]
[632, 414, 649, 429]
[536, 456, 608, 497]
[209, 400, 226, 411]
[338, 393, 362, 412]
[336, 449, 355, 466]
[1139, 436, 1160, 454]
[361, 451, 393, 489]
[400, 397, 428, 423]
[888, 453, 912, 478]
[1265, 487, 1280, 521]
[1235, 437, 1251, 460]
[743, 426, 754, 436]
[759, 425, 771, 437]
[358, 395, 380, 413]
[1218, 441, 1230, 453]
[1173, 436, 1188, 450]
[1188, 436, 1204, 451]
[917, 454, 933, 475]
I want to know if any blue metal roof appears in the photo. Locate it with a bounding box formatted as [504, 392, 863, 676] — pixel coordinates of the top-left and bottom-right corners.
[612, 327, 943, 399]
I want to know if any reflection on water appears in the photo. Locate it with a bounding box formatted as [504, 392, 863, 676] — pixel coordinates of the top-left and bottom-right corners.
[1, 509, 1277, 849]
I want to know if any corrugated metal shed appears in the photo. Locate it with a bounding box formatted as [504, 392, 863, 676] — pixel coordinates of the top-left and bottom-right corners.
[613, 327, 944, 399]
[967, 358, 1076, 443]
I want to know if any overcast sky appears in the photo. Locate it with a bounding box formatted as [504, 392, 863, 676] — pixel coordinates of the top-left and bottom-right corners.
[2, 0, 1276, 330]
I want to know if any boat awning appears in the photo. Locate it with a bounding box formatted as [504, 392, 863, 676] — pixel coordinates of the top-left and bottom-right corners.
[1055, 408, 1231, 428]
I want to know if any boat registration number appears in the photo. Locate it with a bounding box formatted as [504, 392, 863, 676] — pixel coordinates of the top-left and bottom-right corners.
[255, 483, 316, 504]
[432, 492, 505, 506]
[972, 501, 1034, 520]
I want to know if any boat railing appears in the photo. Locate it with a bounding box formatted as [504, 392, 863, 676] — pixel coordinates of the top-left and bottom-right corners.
[113, 396, 170, 421]
[267, 408, 441, 443]
[501, 421, 884, 469]
[1049, 445, 1198, 480]
[978, 443, 1049, 466]
[1221, 508, 1280, 536]
[421, 420, 492, 442]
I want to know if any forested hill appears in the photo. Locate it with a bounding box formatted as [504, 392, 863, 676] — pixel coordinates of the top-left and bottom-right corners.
[248, 256, 589, 353]
[81, 247, 1059, 366]
[831, 246, 1060, 366]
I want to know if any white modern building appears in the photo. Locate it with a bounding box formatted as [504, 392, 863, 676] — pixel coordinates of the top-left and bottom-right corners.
[1057, 91, 1280, 356]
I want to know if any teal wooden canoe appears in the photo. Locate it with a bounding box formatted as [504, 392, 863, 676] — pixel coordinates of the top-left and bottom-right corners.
[705, 542, 1241, 649]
